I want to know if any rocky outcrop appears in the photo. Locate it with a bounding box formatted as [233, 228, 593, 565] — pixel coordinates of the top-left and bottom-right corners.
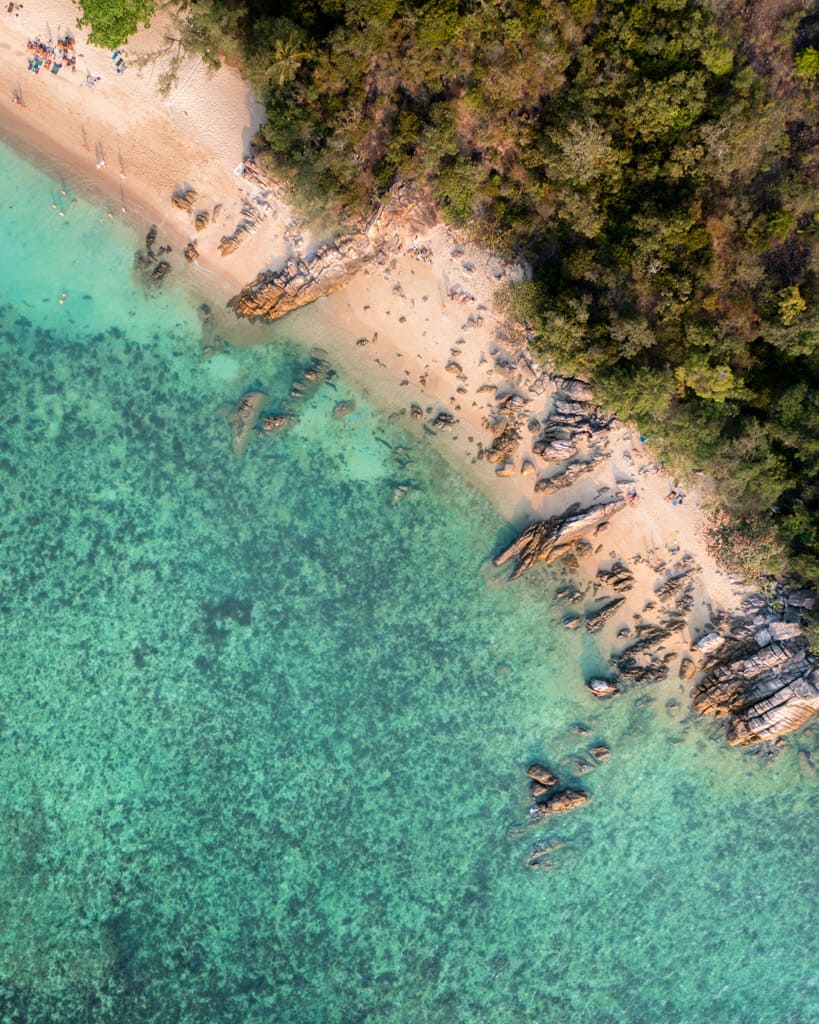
[494, 499, 626, 579]
[529, 788, 590, 817]
[230, 233, 387, 319]
[534, 454, 606, 495]
[596, 561, 635, 593]
[693, 634, 819, 746]
[219, 221, 256, 256]
[551, 375, 594, 402]
[532, 436, 577, 462]
[485, 422, 522, 464]
[229, 183, 436, 321]
[526, 763, 557, 787]
[172, 187, 197, 212]
[585, 597, 626, 633]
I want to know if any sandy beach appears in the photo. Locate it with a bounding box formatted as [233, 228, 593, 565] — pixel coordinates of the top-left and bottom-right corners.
[0, 1, 747, 681]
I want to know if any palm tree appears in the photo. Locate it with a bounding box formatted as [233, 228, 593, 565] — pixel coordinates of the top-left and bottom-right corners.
[266, 33, 312, 86]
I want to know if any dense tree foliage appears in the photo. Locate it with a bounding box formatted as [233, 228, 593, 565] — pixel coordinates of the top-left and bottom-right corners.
[174, 0, 819, 581]
[77, 0, 155, 47]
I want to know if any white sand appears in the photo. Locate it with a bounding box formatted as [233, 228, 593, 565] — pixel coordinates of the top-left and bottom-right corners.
[0, 1, 747, 673]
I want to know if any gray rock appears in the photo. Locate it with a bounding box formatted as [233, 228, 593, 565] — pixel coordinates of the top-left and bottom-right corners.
[586, 677, 620, 698]
[695, 632, 725, 655]
[769, 621, 802, 641]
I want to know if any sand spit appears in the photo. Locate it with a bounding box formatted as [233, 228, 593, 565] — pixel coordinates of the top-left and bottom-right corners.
[1, 1, 816, 746]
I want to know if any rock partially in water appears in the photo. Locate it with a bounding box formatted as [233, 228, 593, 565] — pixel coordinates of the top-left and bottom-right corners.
[260, 413, 296, 435]
[530, 788, 590, 818]
[494, 499, 626, 579]
[586, 677, 620, 698]
[526, 763, 557, 788]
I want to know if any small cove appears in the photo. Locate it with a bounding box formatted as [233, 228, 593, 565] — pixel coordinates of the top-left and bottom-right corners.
[0, 139, 816, 1024]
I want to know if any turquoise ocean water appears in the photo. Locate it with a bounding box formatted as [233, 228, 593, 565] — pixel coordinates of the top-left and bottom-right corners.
[0, 138, 816, 1023]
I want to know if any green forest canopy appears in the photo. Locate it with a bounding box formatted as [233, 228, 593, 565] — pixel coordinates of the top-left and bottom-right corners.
[82, 0, 819, 584]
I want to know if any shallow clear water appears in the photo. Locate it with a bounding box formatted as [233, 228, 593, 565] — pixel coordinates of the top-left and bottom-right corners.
[0, 140, 817, 1024]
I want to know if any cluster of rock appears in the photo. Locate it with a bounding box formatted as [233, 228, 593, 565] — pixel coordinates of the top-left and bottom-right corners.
[229, 351, 335, 459]
[692, 592, 819, 746]
[524, 762, 590, 822]
[532, 376, 614, 465]
[133, 224, 172, 285]
[170, 186, 220, 262]
[477, 372, 611, 487]
[494, 499, 626, 579]
[513, 751, 609, 869]
[171, 187, 198, 212]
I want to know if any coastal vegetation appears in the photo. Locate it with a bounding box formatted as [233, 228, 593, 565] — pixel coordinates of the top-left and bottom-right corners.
[83, 0, 818, 586]
[77, 0, 153, 47]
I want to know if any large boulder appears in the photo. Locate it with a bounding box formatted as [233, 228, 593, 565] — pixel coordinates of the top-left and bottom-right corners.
[692, 635, 819, 746]
[531, 788, 590, 817]
[526, 763, 557, 787]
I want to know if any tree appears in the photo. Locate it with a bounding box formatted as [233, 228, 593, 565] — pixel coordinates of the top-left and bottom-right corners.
[265, 33, 313, 86]
[777, 285, 807, 327]
[77, 0, 154, 48]
[794, 47, 819, 84]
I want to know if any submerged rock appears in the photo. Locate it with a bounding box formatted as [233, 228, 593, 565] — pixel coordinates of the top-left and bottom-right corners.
[332, 400, 356, 419]
[232, 391, 266, 458]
